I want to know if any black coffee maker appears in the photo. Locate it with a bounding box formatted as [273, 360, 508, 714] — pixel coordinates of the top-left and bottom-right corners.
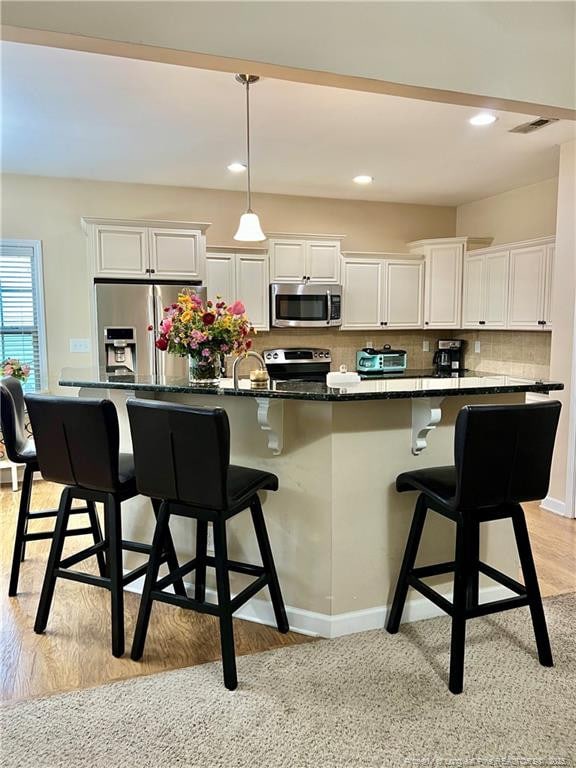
[433, 339, 466, 375]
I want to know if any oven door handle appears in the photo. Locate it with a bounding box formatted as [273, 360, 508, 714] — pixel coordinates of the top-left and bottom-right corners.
[326, 289, 332, 325]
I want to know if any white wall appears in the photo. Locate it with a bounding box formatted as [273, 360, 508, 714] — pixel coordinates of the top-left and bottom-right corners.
[3, 1, 575, 112]
[547, 141, 576, 514]
[456, 178, 558, 245]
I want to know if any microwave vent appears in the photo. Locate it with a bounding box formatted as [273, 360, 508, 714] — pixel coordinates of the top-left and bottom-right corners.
[508, 118, 559, 134]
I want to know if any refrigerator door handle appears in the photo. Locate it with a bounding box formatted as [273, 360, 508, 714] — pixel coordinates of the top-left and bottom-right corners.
[154, 288, 167, 380]
[148, 290, 157, 378]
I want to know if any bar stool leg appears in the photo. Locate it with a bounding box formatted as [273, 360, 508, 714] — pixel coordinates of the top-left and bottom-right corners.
[250, 496, 289, 633]
[449, 518, 472, 694]
[34, 488, 73, 632]
[86, 501, 107, 577]
[131, 502, 171, 661]
[105, 494, 125, 657]
[213, 518, 238, 691]
[8, 464, 34, 596]
[151, 499, 186, 597]
[386, 494, 428, 633]
[511, 505, 553, 667]
[465, 519, 480, 610]
[194, 519, 208, 602]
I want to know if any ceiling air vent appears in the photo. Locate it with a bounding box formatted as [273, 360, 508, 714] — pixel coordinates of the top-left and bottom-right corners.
[509, 117, 559, 134]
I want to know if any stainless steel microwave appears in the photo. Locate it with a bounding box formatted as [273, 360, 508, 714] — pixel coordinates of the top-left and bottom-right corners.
[270, 282, 342, 328]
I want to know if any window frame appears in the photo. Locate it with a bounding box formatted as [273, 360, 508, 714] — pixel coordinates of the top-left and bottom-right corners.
[0, 239, 48, 392]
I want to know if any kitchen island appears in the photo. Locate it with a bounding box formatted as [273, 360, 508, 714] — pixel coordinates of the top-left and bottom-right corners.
[59, 368, 563, 637]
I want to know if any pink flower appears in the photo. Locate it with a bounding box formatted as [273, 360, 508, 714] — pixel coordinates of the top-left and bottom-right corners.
[160, 318, 173, 335]
[227, 300, 246, 316]
[201, 348, 211, 358]
[191, 329, 207, 343]
[4, 364, 14, 375]
[220, 344, 229, 353]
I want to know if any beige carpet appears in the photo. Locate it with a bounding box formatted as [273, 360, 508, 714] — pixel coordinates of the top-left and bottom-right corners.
[2, 595, 575, 768]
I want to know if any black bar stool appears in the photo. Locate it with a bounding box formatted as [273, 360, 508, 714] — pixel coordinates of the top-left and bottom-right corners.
[25, 395, 185, 657]
[1, 377, 103, 596]
[387, 400, 561, 694]
[126, 399, 289, 690]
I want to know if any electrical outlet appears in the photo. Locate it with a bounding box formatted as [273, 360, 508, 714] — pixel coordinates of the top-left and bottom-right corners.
[422, 340, 430, 352]
[69, 338, 90, 354]
[474, 341, 481, 354]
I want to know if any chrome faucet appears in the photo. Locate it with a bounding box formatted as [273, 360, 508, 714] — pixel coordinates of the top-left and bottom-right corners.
[232, 350, 267, 388]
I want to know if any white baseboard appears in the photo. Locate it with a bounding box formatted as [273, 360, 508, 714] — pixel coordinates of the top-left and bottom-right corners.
[540, 495, 570, 517]
[124, 575, 512, 639]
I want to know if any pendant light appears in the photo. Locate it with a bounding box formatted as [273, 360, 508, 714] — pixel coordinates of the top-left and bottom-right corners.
[234, 74, 266, 242]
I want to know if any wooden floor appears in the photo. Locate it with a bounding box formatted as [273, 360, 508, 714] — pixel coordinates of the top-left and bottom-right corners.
[1, 480, 574, 703]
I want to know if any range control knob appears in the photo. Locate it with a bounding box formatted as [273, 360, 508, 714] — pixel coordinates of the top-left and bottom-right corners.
[273, 353, 279, 359]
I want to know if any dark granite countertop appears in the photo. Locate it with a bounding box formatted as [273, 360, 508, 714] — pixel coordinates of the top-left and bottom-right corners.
[59, 367, 564, 402]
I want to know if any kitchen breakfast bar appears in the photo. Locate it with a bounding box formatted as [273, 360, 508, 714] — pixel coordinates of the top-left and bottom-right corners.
[59, 369, 563, 637]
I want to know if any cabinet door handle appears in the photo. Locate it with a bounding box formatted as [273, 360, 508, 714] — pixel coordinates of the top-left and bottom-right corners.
[479, 320, 486, 325]
[150, 268, 156, 274]
[424, 321, 429, 325]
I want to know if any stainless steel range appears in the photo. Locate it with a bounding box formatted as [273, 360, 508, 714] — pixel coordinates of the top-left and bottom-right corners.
[263, 348, 331, 382]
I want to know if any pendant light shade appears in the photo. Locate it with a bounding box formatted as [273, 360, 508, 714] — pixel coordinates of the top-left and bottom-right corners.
[233, 74, 266, 242]
[234, 211, 266, 242]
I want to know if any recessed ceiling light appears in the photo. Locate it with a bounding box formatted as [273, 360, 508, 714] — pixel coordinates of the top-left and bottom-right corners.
[353, 175, 374, 185]
[227, 162, 247, 173]
[469, 112, 497, 126]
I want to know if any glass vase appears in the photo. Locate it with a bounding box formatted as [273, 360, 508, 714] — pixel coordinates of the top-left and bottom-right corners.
[188, 355, 221, 385]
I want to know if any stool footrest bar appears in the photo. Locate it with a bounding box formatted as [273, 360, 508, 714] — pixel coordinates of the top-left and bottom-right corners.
[59, 541, 108, 569]
[204, 555, 265, 577]
[28, 507, 87, 519]
[122, 540, 153, 555]
[412, 561, 455, 578]
[478, 561, 526, 595]
[155, 557, 197, 591]
[229, 575, 269, 612]
[408, 576, 454, 615]
[123, 561, 156, 586]
[55, 569, 110, 589]
[467, 595, 530, 618]
[150, 589, 220, 616]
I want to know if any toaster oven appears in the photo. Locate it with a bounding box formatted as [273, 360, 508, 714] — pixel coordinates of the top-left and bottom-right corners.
[356, 345, 407, 375]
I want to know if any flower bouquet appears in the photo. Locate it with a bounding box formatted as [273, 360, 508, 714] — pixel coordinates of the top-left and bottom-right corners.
[2, 358, 31, 382]
[150, 290, 254, 383]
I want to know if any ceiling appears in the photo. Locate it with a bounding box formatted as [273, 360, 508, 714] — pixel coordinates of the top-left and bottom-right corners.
[2, 42, 574, 206]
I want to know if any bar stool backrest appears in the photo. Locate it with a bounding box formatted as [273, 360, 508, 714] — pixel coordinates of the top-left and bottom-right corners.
[25, 395, 121, 492]
[127, 399, 230, 510]
[453, 401, 561, 512]
[0, 376, 30, 463]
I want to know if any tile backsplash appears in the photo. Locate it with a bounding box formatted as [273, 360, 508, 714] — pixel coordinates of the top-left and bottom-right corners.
[246, 328, 552, 380]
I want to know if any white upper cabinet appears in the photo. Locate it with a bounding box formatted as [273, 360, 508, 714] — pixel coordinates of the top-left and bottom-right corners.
[508, 244, 550, 330]
[408, 238, 492, 329]
[341, 258, 383, 329]
[269, 236, 342, 283]
[235, 253, 270, 331]
[384, 260, 424, 328]
[306, 241, 341, 283]
[84, 218, 209, 280]
[149, 228, 204, 280]
[544, 244, 555, 328]
[206, 252, 235, 303]
[484, 251, 509, 328]
[462, 237, 554, 331]
[206, 251, 269, 331]
[463, 250, 509, 328]
[341, 255, 423, 330]
[94, 226, 149, 277]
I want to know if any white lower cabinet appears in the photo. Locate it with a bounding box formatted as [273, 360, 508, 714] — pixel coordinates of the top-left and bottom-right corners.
[341, 256, 423, 330]
[206, 251, 269, 331]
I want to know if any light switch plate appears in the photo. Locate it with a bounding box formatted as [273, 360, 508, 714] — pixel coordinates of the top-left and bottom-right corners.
[70, 338, 90, 354]
[474, 341, 481, 354]
[422, 340, 430, 352]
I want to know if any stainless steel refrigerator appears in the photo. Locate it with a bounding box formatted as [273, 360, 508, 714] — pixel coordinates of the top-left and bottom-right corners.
[94, 278, 206, 379]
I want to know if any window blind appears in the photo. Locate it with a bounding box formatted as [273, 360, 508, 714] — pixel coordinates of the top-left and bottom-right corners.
[0, 241, 45, 392]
